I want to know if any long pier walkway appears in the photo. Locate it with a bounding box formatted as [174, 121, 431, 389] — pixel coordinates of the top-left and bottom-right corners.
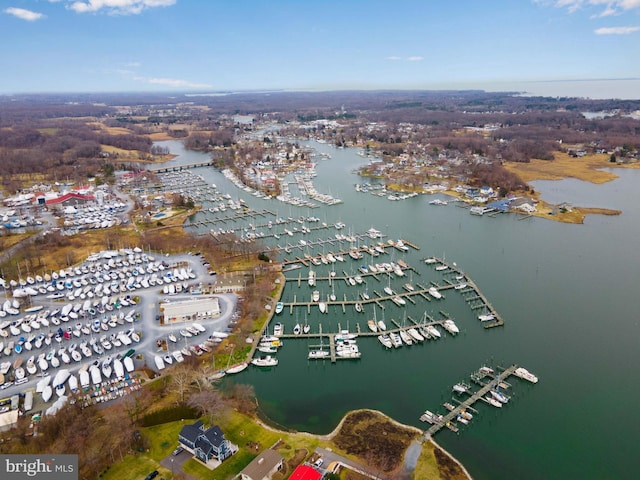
[422, 364, 519, 439]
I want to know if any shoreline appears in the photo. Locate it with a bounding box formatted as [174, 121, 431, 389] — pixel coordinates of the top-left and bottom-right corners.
[252, 407, 472, 479]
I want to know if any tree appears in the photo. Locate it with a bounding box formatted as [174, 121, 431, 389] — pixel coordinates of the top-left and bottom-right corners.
[187, 390, 229, 425]
[168, 365, 193, 404]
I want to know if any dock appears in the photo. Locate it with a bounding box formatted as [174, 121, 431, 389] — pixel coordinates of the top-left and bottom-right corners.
[421, 364, 520, 439]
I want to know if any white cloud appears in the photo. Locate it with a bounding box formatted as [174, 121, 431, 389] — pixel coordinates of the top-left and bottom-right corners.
[133, 76, 212, 89]
[69, 0, 176, 15]
[386, 56, 402, 61]
[550, 1, 640, 16]
[4, 7, 45, 21]
[594, 25, 640, 33]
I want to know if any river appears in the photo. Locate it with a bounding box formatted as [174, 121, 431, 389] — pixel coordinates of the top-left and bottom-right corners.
[153, 139, 639, 479]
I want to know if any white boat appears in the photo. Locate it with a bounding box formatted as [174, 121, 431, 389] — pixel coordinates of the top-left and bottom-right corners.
[426, 325, 441, 339]
[318, 302, 326, 314]
[123, 356, 135, 373]
[308, 349, 330, 359]
[102, 361, 112, 379]
[485, 395, 503, 408]
[389, 332, 403, 348]
[68, 375, 78, 393]
[428, 287, 442, 299]
[172, 351, 184, 363]
[312, 290, 320, 302]
[293, 324, 301, 335]
[42, 385, 53, 402]
[391, 296, 406, 306]
[154, 355, 165, 371]
[453, 383, 468, 394]
[514, 367, 539, 383]
[90, 366, 102, 385]
[275, 302, 284, 314]
[377, 319, 387, 331]
[225, 362, 248, 374]
[399, 330, 413, 346]
[407, 327, 424, 342]
[478, 313, 496, 322]
[52, 369, 70, 388]
[367, 320, 378, 333]
[79, 370, 90, 388]
[442, 319, 460, 334]
[251, 355, 278, 367]
[378, 334, 393, 349]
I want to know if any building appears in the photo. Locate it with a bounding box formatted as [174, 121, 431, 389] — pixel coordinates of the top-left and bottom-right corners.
[288, 465, 322, 480]
[178, 421, 235, 464]
[160, 297, 220, 324]
[237, 449, 285, 480]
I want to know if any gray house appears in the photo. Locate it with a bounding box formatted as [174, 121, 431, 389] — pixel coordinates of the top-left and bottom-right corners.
[178, 421, 234, 463]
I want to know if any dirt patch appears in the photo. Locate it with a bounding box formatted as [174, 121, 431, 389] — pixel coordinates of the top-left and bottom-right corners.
[333, 410, 419, 473]
[434, 446, 469, 480]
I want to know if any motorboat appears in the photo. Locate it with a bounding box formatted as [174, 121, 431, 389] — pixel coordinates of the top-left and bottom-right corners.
[367, 320, 378, 333]
[378, 334, 392, 349]
[428, 287, 442, 299]
[308, 350, 330, 359]
[514, 367, 539, 383]
[442, 319, 460, 335]
[251, 355, 278, 367]
[154, 355, 165, 371]
[275, 302, 284, 314]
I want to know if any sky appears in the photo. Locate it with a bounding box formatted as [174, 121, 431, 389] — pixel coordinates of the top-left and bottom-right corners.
[1, 0, 639, 96]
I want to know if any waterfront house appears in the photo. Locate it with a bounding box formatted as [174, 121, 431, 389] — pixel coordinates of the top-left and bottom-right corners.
[178, 421, 235, 464]
[237, 449, 285, 480]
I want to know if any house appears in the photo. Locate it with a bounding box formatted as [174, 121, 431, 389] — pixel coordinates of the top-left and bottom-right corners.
[178, 421, 235, 463]
[288, 465, 322, 480]
[237, 449, 285, 480]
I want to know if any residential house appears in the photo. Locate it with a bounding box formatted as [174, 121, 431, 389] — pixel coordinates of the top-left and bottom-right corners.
[237, 449, 284, 480]
[178, 421, 235, 463]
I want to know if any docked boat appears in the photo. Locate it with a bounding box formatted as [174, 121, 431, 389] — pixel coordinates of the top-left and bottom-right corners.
[428, 287, 442, 299]
[479, 366, 494, 375]
[407, 327, 425, 342]
[490, 389, 509, 404]
[318, 302, 327, 314]
[367, 320, 378, 333]
[478, 313, 496, 322]
[389, 332, 403, 348]
[225, 362, 248, 374]
[514, 367, 539, 383]
[251, 355, 278, 367]
[485, 395, 503, 408]
[273, 322, 283, 336]
[442, 319, 460, 335]
[90, 366, 102, 385]
[453, 383, 468, 393]
[312, 290, 320, 302]
[378, 334, 393, 349]
[420, 410, 443, 424]
[391, 296, 406, 306]
[354, 302, 363, 313]
[293, 323, 301, 335]
[377, 319, 387, 331]
[399, 330, 413, 346]
[308, 349, 330, 359]
[275, 302, 284, 314]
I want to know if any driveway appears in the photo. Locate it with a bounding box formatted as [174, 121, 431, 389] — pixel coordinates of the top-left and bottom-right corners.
[159, 450, 196, 480]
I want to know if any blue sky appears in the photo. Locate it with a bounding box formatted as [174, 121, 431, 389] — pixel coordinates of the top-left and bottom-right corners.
[1, 0, 639, 94]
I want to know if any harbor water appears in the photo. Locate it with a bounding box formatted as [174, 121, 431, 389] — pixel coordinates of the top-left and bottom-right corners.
[155, 139, 640, 480]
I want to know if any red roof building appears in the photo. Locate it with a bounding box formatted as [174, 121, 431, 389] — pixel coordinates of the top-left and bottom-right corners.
[288, 465, 322, 480]
[45, 192, 95, 206]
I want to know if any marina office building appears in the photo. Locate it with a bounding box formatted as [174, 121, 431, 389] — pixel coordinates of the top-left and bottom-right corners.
[160, 297, 220, 324]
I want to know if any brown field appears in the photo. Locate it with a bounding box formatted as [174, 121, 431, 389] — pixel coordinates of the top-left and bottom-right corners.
[147, 132, 174, 141]
[87, 121, 135, 136]
[504, 151, 634, 184]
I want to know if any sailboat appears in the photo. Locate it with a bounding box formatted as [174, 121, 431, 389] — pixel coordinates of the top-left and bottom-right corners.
[367, 304, 378, 332]
[303, 313, 310, 334]
[329, 283, 336, 302]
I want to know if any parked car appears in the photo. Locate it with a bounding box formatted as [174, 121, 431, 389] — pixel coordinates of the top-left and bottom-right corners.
[144, 470, 159, 480]
[172, 446, 184, 456]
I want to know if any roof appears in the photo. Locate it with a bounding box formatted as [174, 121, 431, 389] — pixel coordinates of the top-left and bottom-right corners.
[202, 425, 225, 447]
[288, 465, 322, 480]
[45, 192, 95, 205]
[179, 420, 204, 443]
[239, 449, 284, 480]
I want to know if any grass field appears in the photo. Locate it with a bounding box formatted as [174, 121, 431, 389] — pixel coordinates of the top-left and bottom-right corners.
[504, 151, 626, 184]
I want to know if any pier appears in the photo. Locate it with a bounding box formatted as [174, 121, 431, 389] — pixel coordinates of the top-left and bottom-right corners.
[422, 364, 519, 439]
[424, 257, 504, 328]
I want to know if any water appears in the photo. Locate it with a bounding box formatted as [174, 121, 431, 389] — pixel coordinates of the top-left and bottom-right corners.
[155, 140, 640, 479]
